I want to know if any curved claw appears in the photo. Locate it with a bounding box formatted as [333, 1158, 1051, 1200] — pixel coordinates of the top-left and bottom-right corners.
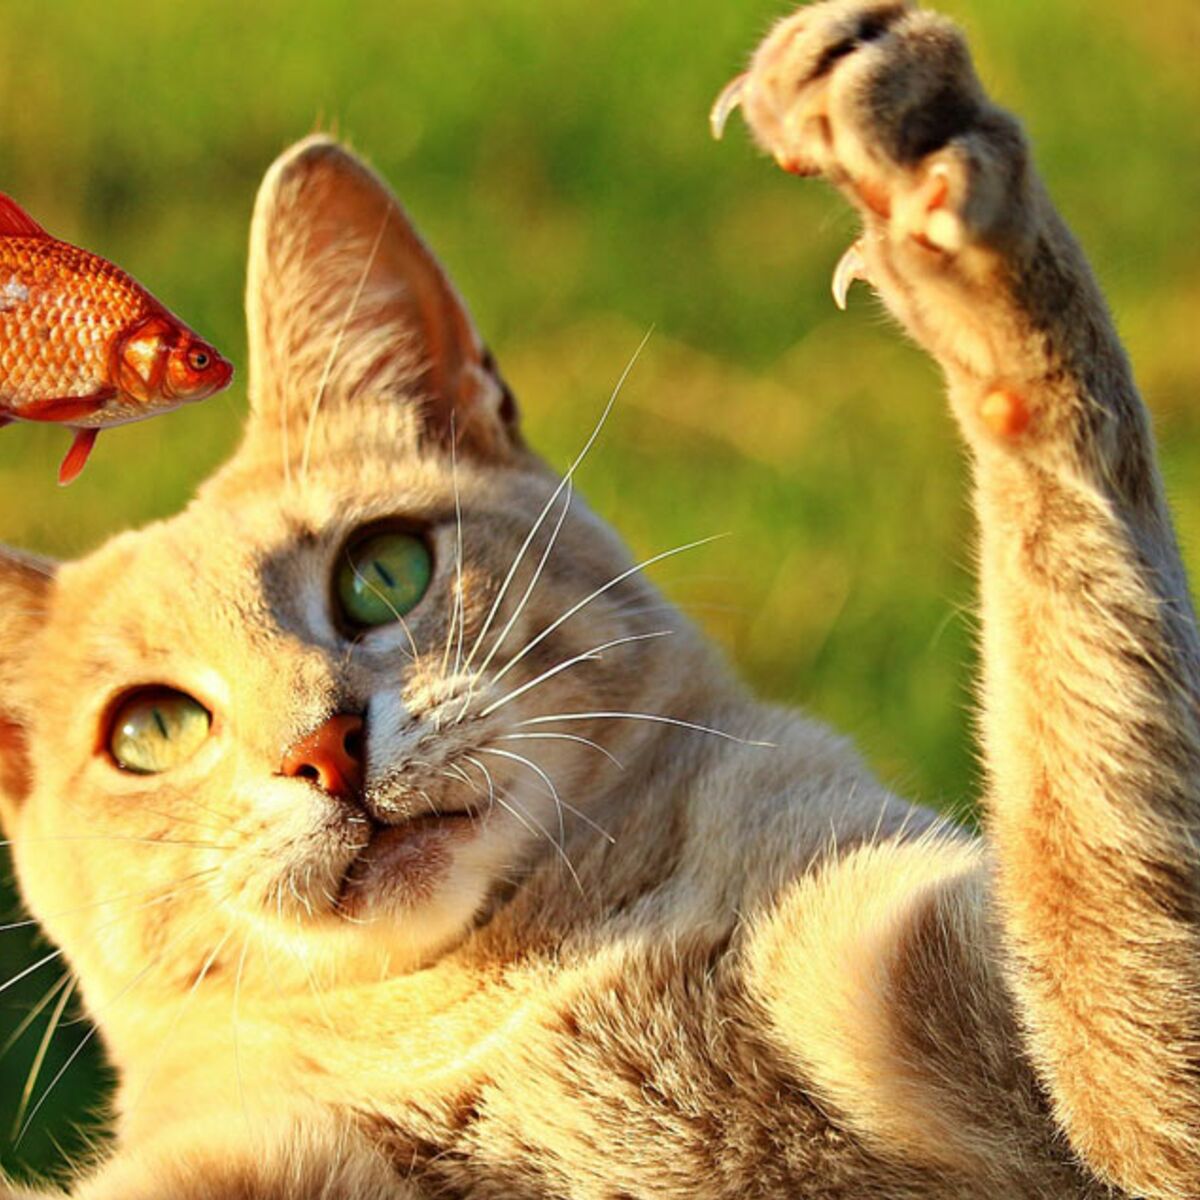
[710, 73, 748, 140]
[832, 240, 870, 311]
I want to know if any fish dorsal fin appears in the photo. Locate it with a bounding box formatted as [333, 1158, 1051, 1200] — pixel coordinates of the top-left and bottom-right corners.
[0, 194, 49, 239]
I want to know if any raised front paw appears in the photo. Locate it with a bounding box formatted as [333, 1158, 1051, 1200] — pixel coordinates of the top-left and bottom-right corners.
[713, 1, 1035, 329]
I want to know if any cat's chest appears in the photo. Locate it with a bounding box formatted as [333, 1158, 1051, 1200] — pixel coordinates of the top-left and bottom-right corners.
[285, 933, 972, 1200]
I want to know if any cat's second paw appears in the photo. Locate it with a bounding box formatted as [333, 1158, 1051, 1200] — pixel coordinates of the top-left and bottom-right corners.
[714, 0, 1035, 338]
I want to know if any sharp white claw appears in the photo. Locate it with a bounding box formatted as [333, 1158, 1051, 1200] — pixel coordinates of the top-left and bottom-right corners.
[832, 241, 869, 311]
[710, 73, 748, 141]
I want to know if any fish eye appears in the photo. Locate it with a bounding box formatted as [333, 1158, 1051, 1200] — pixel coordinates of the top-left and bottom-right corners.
[186, 347, 211, 372]
[336, 528, 433, 630]
[108, 688, 212, 775]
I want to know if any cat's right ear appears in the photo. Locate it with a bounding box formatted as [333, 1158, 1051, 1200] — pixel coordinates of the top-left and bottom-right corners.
[0, 547, 54, 830]
[243, 135, 522, 465]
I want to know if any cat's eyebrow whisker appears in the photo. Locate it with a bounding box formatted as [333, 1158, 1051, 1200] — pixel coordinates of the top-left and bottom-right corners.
[489, 535, 726, 691]
[300, 202, 392, 486]
[496, 732, 625, 773]
[479, 630, 673, 719]
[461, 326, 655, 679]
[516, 711, 776, 748]
[11, 975, 76, 1138]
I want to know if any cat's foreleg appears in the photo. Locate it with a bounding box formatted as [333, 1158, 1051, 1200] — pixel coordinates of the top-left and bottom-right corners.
[723, 3, 1200, 1195]
[60, 1113, 421, 1200]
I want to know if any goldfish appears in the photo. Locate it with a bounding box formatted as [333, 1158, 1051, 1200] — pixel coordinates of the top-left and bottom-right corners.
[0, 193, 233, 484]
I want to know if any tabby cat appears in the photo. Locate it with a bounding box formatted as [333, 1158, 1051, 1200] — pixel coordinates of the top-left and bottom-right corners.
[1, 2, 1196, 1196]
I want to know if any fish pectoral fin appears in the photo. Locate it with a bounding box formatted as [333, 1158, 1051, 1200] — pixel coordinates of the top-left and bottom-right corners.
[58, 429, 99, 486]
[18, 390, 116, 423]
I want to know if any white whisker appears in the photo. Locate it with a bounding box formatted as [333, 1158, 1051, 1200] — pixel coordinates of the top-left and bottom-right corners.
[16, 904, 221, 1144]
[490, 535, 724, 689]
[0, 866, 221, 935]
[15, 1020, 97, 1146]
[462, 326, 655, 677]
[497, 732, 624, 772]
[468, 480, 574, 696]
[479, 747, 615, 845]
[0, 973, 71, 1062]
[516, 711, 775, 747]
[12, 975, 76, 1137]
[479, 747, 564, 844]
[0, 948, 65, 999]
[0, 835, 234, 851]
[447, 426, 467, 680]
[479, 630, 672, 719]
[463, 754, 584, 887]
[463, 754, 499, 818]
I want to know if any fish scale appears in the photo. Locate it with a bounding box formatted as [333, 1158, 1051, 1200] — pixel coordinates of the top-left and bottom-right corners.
[0, 239, 143, 402]
[0, 191, 232, 484]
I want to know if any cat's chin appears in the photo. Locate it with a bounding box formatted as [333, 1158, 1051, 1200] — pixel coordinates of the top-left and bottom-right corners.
[336, 813, 479, 920]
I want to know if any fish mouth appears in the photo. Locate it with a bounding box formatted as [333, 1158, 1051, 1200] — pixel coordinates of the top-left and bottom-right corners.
[335, 809, 479, 919]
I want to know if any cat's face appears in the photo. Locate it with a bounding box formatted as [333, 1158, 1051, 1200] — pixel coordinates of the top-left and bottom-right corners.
[0, 139, 685, 1013]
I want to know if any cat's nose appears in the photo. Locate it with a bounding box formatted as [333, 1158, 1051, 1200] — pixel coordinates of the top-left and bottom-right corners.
[280, 713, 365, 801]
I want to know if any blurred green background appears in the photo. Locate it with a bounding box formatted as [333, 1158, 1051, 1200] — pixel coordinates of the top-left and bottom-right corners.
[0, 0, 1197, 1183]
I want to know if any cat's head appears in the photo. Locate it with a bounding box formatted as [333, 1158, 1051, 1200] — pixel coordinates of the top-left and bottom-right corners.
[0, 139, 693, 1019]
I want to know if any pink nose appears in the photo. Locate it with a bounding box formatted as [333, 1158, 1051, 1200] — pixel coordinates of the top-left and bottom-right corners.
[280, 713, 364, 801]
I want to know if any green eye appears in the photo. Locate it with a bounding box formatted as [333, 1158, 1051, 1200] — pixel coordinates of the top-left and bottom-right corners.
[336, 530, 432, 628]
[110, 689, 212, 775]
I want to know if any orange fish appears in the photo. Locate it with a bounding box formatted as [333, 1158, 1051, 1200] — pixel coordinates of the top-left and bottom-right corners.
[0, 193, 233, 484]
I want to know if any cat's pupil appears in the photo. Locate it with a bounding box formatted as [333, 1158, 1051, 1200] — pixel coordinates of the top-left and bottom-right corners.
[335, 529, 433, 630]
[108, 688, 212, 775]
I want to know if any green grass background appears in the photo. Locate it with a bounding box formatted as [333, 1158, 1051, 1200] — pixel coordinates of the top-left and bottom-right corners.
[0, 0, 1197, 1182]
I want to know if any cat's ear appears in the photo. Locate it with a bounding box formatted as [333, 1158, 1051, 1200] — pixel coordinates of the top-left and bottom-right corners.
[0, 548, 54, 829]
[245, 135, 521, 462]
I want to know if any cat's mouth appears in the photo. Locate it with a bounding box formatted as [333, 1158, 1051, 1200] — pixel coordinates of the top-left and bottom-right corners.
[335, 809, 479, 918]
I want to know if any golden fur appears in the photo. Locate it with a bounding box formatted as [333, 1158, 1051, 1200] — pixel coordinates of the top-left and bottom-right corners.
[1, 3, 1197, 1196]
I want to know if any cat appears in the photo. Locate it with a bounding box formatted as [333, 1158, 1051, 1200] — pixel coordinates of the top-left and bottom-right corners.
[1, 0, 1197, 1196]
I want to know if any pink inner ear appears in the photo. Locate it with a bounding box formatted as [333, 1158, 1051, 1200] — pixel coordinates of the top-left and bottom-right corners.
[246, 137, 521, 462]
[0, 714, 34, 813]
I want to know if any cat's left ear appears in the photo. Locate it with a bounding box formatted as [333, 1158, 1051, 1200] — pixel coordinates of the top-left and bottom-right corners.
[245, 135, 521, 462]
[0, 548, 55, 830]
